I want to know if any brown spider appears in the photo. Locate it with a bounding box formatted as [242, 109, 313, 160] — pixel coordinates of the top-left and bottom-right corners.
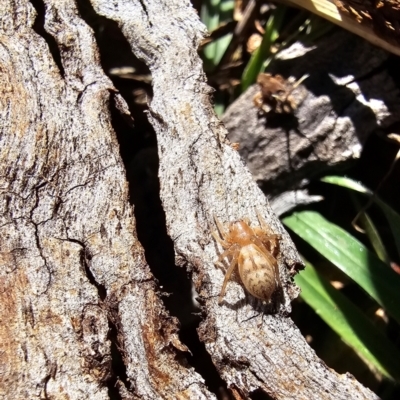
[212, 212, 281, 304]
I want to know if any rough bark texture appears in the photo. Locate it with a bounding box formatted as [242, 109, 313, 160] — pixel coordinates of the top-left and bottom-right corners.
[0, 0, 381, 399]
[0, 1, 211, 399]
[223, 30, 400, 196]
[91, 1, 378, 399]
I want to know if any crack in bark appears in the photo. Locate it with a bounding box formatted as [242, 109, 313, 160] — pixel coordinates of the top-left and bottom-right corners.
[106, 303, 131, 399]
[134, 0, 153, 30]
[124, 122, 226, 397]
[66, 237, 130, 399]
[73, 2, 226, 396]
[29, 0, 65, 77]
[29, 181, 52, 295]
[72, 238, 107, 300]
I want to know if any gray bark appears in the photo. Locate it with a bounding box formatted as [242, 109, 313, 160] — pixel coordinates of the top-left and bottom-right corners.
[0, 0, 379, 399]
[0, 1, 211, 399]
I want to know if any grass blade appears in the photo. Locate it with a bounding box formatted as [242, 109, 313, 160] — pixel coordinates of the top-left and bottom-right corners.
[351, 193, 390, 264]
[201, 0, 234, 69]
[322, 175, 400, 259]
[296, 260, 400, 381]
[241, 6, 286, 91]
[283, 211, 400, 324]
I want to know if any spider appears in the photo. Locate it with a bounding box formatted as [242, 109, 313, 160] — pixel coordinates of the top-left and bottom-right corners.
[212, 212, 282, 304]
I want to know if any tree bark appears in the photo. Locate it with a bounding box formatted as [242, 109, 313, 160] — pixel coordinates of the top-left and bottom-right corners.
[0, 0, 379, 399]
[0, 1, 211, 399]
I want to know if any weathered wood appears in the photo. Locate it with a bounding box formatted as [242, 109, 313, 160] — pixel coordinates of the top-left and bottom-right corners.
[0, 1, 212, 399]
[223, 30, 400, 196]
[90, 1, 379, 398]
[333, 0, 400, 46]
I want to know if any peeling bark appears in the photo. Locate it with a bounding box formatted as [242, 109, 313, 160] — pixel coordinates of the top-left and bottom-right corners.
[0, 1, 211, 399]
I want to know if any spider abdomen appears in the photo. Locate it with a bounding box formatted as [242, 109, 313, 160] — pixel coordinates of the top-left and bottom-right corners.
[238, 244, 277, 301]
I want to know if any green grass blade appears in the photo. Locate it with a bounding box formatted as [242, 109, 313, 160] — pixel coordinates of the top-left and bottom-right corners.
[283, 211, 400, 324]
[359, 211, 390, 264]
[321, 176, 373, 195]
[322, 175, 400, 259]
[296, 260, 400, 381]
[351, 194, 390, 264]
[241, 6, 286, 91]
[213, 95, 225, 116]
[201, 0, 234, 68]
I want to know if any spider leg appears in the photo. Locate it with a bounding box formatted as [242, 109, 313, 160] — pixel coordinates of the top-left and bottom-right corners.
[256, 210, 274, 235]
[215, 244, 240, 270]
[214, 214, 228, 240]
[218, 249, 240, 304]
[254, 229, 281, 254]
[211, 230, 229, 248]
[216, 248, 235, 265]
[254, 211, 282, 256]
[256, 210, 282, 246]
[250, 236, 272, 260]
[268, 234, 281, 257]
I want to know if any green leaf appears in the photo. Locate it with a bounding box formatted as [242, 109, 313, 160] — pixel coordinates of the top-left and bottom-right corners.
[241, 6, 286, 91]
[201, 0, 234, 68]
[351, 193, 390, 264]
[213, 96, 225, 116]
[321, 176, 372, 195]
[283, 211, 400, 325]
[358, 211, 390, 264]
[322, 175, 400, 259]
[296, 260, 400, 381]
